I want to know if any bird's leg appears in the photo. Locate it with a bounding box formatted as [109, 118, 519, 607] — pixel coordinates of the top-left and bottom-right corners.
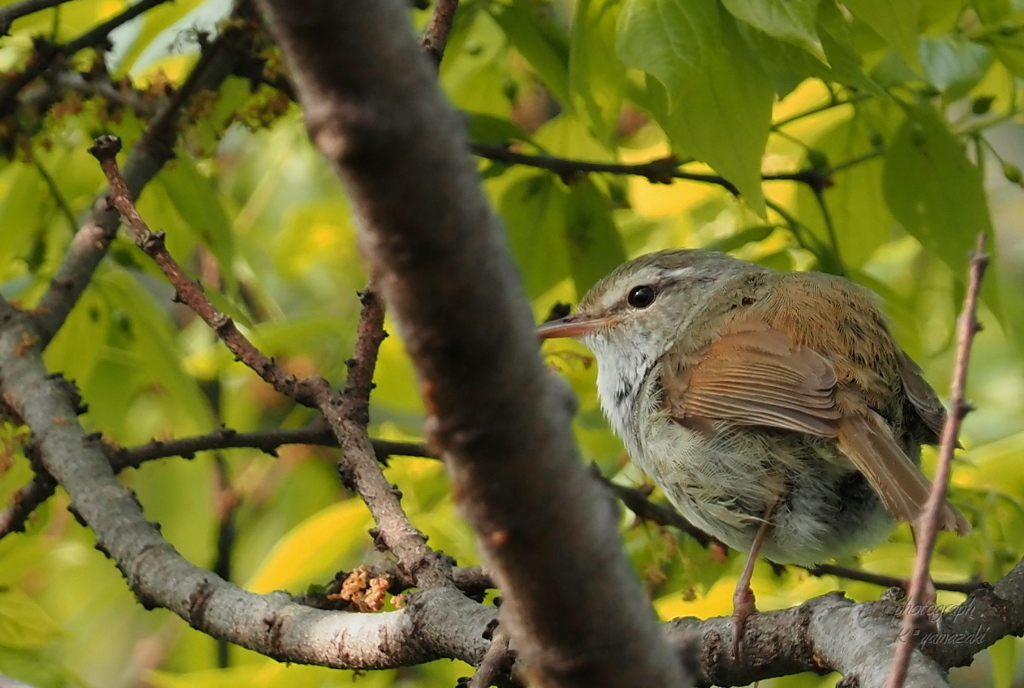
[731, 509, 775, 659]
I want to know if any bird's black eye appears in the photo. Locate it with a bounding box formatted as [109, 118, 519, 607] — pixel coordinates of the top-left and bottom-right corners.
[627, 285, 656, 309]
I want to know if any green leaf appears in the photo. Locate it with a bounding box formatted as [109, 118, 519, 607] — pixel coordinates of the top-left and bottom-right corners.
[0, 164, 46, 277]
[739, 15, 880, 98]
[466, 113, 533, 145]
[739, 25, 825, 98]
[990, 635, 1017, 688]
[704, 224, 776, 254]
[534, 113, 611, 160]
[570, 0, 627, 146]
[617, 0, 720, 99]
[795, 101, 899, 267]
[111, 0, 211, 75]
[42, 284, 109, 386]
[95, 270, 213, 435]
[440, 8, 514, 116]
[919, 34, 993, 100]
[565, 179, 627, 295]
[245, 500, 372, 594]
[625, 4, 772, 215]
[722, 0, 825, 61]
[982, 32, 1024, 80]
[843, 0, 923, 70]
[0, 646, 68, 688]
[883, 104, 998, 311]
[816, 0, 886, 95]
[500, 174, 571, 298]
[973, 0, 1011, 23]
[0, 588, 62, 650]
[488, 1, 571, 106]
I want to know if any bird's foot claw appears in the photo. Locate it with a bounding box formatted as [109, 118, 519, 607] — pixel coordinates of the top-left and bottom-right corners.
[731, 585, 757, 659]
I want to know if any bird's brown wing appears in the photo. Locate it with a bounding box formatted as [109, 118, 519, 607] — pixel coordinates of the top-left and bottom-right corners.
[663, 323, 841, 436]
[897, 350, 948, 445]
[663, 320, 970, 534]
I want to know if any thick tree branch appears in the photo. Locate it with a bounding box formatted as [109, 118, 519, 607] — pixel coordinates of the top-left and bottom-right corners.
[887, 235, 989, 688]
[0, 305, 495, 668]
[255, 1, 688, 686]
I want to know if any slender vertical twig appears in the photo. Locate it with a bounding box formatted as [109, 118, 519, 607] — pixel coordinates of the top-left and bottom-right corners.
[420, 0, 459, 65]
[886, 233, 988, 688]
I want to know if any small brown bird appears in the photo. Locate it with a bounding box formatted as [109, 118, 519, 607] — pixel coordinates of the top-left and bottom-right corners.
[537, 249, 970, 654]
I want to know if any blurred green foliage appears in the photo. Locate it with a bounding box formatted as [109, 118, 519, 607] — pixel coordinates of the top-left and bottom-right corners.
[1, 0, 1024, 687]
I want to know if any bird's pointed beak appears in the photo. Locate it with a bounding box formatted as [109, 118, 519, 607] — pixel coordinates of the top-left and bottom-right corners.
[536, 313, 612, 340]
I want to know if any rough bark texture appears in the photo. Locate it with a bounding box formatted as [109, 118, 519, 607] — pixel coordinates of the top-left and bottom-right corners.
[254, 2, 688, 687]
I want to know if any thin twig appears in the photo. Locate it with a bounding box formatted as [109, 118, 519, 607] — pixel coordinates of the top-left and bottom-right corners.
[470, 143, 842, 194]
[0, 422, 434, 540]
[592, 467, 714, 547]
[886, 234, 988, 688]
[88, 135, 329, 407]
[0, 471, 56, 537]
[420, 0, 459, 66]
[830, 149, 884, 174]
[771, 93, 873, 130]
[601, 467, 980, 594]
[90, 137, 448, 587]
[812, 187, 845, 274]
[471, 143, 741, 193]
[323, 287, 450, 588]
[803, 564, 984, 595]
[62, 0, 171, 55]
[31, 156, 77, 232]
[110, 425, 433, 470]
[33, 22, 253, 345]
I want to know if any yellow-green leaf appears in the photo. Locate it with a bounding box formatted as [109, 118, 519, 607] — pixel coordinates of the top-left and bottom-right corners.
[0, 588, 62, 650]
[245, 499, 372, 594]
[883, 104, 999, 314]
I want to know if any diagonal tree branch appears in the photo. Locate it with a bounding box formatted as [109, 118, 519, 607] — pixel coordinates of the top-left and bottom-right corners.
[88, 135, 328, 405]
[0, 303, 496, 670]
[254, 1, 688, 686]
[89, 133, 451, 588]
